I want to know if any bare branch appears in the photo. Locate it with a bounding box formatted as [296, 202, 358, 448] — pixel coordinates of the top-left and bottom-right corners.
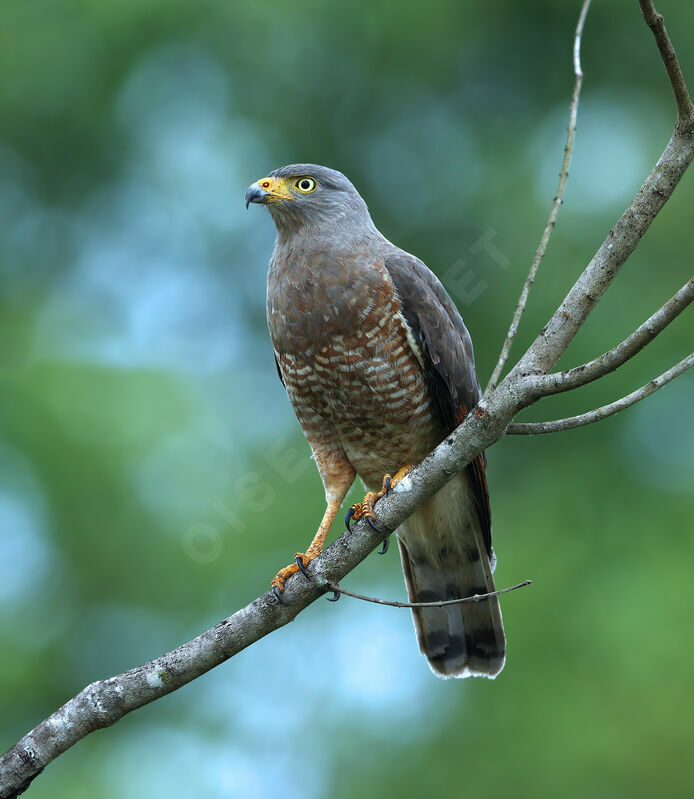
[511, 6, 694, 380]
[512, 133, 694, 382]
[508, 352, 693, 435]
[484, 0, 591, 396]
[0, 396, 514, 799]
[639, 0, 694, 127]
[535, 276, 693, 395]
[327, 579, 532, 608]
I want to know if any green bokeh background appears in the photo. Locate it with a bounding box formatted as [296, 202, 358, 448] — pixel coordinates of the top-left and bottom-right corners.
[1, 1, 693, 797]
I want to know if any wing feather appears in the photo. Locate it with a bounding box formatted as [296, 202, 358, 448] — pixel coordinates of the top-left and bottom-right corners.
[384, 252, 492, 555]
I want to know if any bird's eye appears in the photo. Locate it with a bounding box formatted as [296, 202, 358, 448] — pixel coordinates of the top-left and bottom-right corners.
[295, 177, 316, 193]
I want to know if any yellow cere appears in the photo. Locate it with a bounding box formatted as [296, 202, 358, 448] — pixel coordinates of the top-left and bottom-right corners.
[256, 176, 296, 202]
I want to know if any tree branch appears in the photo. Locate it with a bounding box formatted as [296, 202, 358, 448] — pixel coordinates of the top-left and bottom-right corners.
[535, 276, 693, 395]
[507, 352, 693, 435]
[0, 395, 517, 799]
[511, 125, 694, 383]
[512, 2, 694, 381]
[639, 0, 694, 128]
[2, 3, 694, 797]
[484, 0, 591, 396]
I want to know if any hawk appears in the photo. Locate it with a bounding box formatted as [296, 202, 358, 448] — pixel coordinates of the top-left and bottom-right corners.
[245, 164, 505, 678]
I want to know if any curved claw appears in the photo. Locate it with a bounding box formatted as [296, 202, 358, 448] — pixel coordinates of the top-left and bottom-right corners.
[384, 475, 392, 495]
[326, 588, 341, 602]
[345, 505, 356, 533]
[295, 555, 312, 581]
[272, 586, 285, 604]
[365, 516, 382, 534]
[378, 535, 390, 555]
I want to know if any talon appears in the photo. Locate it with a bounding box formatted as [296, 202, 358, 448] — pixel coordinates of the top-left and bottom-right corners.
[326, 588, 341, 602]
[365, 516, 382, 534]
[346, 468, 412, 539]
[345, 505, 357, 533]
[378, 535, 390, 555]
[295, 555, 312, 581]
[272, 586, 285, 604]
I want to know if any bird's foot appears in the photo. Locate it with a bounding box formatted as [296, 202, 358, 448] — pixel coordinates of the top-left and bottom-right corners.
[344, 465, 414, 550]
[269, 496, 347, 600]
[271, 551, 316, 599]
[270, 549, 318, 596]
[345, 490, 382, 533]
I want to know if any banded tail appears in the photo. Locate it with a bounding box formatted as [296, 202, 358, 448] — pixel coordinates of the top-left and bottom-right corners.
[398, 476, 506, 679]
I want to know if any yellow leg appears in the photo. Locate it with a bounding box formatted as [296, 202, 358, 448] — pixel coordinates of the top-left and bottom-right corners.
[347, 464, 414, 526]
[271, 497, 343, 593]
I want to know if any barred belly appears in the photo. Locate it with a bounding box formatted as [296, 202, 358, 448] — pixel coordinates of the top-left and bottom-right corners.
[277, 291, 441, 491]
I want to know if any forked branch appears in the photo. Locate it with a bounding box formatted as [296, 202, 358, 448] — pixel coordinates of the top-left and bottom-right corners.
[536, 276, 693, 395]
[508, 352, 694, 435]
[511, 0, 694, 378]
[484, 0, 592, 395]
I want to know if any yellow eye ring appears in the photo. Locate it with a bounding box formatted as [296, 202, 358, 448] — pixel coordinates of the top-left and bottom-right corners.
[295, 177, 316, 193]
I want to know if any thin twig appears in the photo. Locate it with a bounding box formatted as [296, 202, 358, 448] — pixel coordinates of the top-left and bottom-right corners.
[484, 0, 591, 396]
[536, 276, 693, 395]
[639, 0, 694, 127]
[508, 352, 693, 434]
[326, 580, 532, 608]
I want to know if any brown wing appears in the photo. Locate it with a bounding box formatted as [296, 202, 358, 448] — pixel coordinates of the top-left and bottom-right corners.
[384, 252, 492, 555]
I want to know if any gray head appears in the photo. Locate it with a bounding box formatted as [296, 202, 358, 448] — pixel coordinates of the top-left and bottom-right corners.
[244, 163, 377, 239]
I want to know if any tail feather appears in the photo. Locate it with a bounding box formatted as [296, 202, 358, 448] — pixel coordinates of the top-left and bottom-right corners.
[399, 540, 505, 678]
[397, 477, 506, 679]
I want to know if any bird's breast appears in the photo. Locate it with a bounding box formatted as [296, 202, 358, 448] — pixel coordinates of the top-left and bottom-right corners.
[267, 256, 440, 483]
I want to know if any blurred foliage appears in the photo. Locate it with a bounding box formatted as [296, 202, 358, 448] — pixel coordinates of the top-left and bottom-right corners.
[1, 0, 693, 797]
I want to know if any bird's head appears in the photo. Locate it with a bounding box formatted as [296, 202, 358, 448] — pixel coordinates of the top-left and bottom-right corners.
[244, 163, 375, 238]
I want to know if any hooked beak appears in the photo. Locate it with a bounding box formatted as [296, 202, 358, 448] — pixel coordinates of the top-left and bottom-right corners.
[245, 183, 268, 209]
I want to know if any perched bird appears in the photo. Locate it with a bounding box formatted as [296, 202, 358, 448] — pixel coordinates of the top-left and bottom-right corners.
[245, 164, 505, 678]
